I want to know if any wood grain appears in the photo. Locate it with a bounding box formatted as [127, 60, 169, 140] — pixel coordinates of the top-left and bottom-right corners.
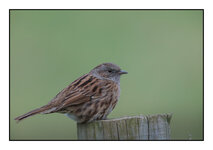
[77, 113, 172, 140]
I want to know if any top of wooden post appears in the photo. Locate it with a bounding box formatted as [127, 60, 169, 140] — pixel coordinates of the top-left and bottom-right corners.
[77, 113, 172, 140]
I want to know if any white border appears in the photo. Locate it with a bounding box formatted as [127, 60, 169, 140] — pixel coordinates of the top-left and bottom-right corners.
[1, 0, 213, 149]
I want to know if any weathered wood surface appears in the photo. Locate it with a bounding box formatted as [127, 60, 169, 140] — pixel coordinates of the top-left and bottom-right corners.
[77, 113, 172, 140]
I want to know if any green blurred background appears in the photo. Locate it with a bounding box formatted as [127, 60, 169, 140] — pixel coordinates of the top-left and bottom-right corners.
[10, 10, 203, 140]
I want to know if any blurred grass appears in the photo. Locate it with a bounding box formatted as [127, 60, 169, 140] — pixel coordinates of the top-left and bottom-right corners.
[10, 10, 203, 140]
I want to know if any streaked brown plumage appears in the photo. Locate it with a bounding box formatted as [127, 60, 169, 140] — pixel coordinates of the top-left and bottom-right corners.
[15, 63, 127, 123]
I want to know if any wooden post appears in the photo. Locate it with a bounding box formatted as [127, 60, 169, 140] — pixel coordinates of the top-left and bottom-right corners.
[77, 113, 172, 140]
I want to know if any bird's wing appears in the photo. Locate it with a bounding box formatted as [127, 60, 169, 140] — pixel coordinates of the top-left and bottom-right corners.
[50, 74, 109, 112]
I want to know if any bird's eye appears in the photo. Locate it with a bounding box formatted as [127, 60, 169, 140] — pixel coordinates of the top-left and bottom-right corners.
[108, 70, 112, 73]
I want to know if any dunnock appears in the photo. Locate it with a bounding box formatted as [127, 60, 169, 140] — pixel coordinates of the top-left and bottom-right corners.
[15, 63, 127, 123]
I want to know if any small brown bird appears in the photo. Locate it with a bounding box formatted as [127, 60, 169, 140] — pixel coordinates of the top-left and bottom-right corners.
[15, 63, 127, 123]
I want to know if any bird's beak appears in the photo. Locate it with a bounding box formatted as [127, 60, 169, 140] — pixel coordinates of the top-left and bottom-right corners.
[119, 70, 128, 75]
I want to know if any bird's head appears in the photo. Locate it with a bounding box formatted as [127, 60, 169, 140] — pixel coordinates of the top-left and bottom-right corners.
[90, 63, 128, 83]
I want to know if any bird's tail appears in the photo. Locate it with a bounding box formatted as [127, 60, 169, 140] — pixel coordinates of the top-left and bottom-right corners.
[14, 105, 52, 123]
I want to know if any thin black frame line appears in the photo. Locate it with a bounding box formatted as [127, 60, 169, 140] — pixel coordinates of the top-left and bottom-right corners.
[9, 10, 11, 141]
[9, 9, 204, 11]
[202, 9, 204, 141]
[9, 9, 204, 141]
